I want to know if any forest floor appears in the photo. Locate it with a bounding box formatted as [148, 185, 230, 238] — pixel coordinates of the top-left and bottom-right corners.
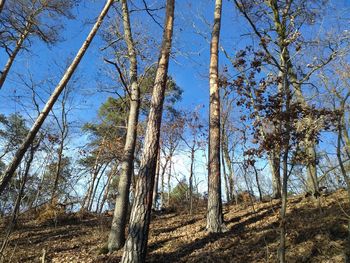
[1, 189, 350, 263]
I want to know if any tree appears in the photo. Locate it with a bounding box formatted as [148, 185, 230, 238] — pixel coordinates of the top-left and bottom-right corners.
[121, 0, 175, 261]
[0, 0, 114, 194]
[108, 0, 141, 252]
[181, 107, 206, 214]
[207, 0, 224, 233]
[0, 0, 77, 90]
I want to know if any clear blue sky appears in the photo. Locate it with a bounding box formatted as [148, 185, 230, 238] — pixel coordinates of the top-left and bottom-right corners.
[1, 0, 350, 196]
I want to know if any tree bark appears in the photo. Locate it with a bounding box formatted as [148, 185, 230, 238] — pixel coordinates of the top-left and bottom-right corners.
[120, 0, 175, 261]
[108, 0, 141, 252]
[0, 0, 114, 194]
[269, 151, 282, 199]
[152, 150, 161, 210]
[207, 0, 224, 233]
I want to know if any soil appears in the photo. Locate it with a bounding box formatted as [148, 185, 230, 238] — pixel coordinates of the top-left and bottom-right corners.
[1, 189, 349, 263]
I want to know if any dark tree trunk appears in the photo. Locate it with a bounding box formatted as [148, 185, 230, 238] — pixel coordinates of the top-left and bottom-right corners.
[120, 1, 175, 261]
[207, 0, 224, 233]
[0, 0, 114, 194]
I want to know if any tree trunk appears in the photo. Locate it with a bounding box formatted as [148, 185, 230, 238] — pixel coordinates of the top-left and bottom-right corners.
[269, 151, 282, 199]
[0, 23, 30, 90]
[0, 0, 114, 194]
[207, 0, 224, 233]
[89, 162, 108, 211]
[253, 164, 263, 202]
[98, 166, 115, 213]
[167, 158, 172, 207]
[222, 132, 235, 203]
[0, 141, 39, 258]
[221, 144, 230, 204]
[82, 141, 104, 211]
[152, 150, 161, 210]
[108, 0, 141, 252]
[120, 0, 175, 261]
[50, 139, 64, 203]
[189, 148, 195, 215]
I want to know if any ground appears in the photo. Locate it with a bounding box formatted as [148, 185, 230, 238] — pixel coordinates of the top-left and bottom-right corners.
[1, 190, 349, 263]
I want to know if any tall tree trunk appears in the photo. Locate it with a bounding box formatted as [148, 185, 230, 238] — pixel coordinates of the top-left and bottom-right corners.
[120, 0, 175, 261]
[269, 151, 282, 199]
[0, 141, 39, 258]
[337, 115, 350, 262]
[167, 158, 172, 207]
[89, 162, 108, 211]
[152, 150, 161, 210]
[207, 0, 224, 233]
[98, 166, 115, 213]
[0, 23, 30, 90]
[253, 164, 262, 202]
[81, 141, 104, 211]
[108, 0, 141, 252]
[50, 139, 64, 203]
[222, 132, 235, 203]
[189, 148, 194, 215]
[0, 0, 114, 194]
[221, 144, 230, 204]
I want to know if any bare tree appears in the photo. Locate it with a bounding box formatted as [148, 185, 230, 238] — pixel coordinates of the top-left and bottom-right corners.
[0, 0, 76, 90]
[0, 0, 115, 194]
[108, 0, 141, 252]
[207, 0, 224, 233]
[121, 0, 175, 261]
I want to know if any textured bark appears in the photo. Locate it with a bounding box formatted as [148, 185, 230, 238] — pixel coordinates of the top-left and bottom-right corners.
[152, 150, 161, 210]
[207, 0, 224, 233]
[120, 0, 175, 261]
[269, 151, 282, 199]
[0, 0, 114, 195]
[0, 23, 30, 90]
[108, 0, 140, 252]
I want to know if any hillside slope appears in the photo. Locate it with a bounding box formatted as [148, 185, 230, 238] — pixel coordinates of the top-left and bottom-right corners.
[1, 190, 349, 263]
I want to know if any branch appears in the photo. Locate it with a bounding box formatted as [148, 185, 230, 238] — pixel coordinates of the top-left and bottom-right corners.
[104, 58, 130, 97]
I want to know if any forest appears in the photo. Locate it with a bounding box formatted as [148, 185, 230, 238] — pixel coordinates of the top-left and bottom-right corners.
[1, 0, 350, 262]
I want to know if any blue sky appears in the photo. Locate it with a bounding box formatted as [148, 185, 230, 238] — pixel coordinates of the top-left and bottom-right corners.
[1, 0, 350, 197]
